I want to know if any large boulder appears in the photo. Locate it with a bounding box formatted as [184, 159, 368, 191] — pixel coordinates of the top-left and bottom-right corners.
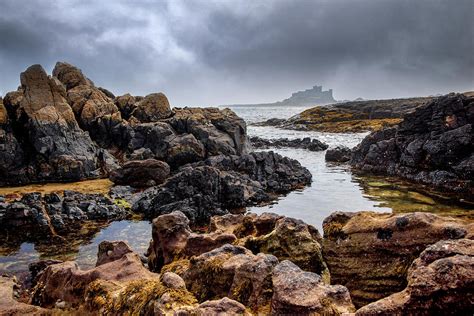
[357, 239, 474, 315]
[271, 260, 355, 315]
[322, 211, 473, 307]
[109, 159, 170, 187]
[131, 92, 173, 122]
[351, 93, 474, 195]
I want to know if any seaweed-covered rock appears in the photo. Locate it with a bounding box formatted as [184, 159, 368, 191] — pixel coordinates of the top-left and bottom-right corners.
[351, 93, 473, 195]
[357, 239, 474, 315]
[322, 211, 473, 307]
[109, 159, 170, 187]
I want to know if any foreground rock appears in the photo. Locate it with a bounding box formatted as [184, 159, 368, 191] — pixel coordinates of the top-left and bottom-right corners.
[322, 211, 473, 307]
[148, 211, 328, 281]
[133, 151, 312, 224]
[0, 276, 47, 315]
[357, 239, 474, 315]
[0, 190, 130, 241]
[253, 96, 433, 132]
[325, 145, 352, 162]
[250, 136, 328, 151]
[351, 93, 473, 196]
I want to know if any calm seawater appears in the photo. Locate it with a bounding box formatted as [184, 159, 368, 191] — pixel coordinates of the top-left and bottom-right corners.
[1, 105, 472, 274]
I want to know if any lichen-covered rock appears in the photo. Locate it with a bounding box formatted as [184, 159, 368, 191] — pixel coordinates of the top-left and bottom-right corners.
[271, 260, 355, 315]
[357, 239, 474, 315]
[131, 92, 173, 122]
[109, 159, 170, 187]
[166, 133, 206, 167]
[351, 93, 474, 195]
[325, 145, 352, 162]
[322, 211, 473, 307]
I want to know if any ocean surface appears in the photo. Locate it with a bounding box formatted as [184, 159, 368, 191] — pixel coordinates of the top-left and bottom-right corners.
[1, 105, 472, 274]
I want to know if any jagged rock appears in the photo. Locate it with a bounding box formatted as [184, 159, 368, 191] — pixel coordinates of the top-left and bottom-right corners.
[322, 211, 473, 307]
[351, 93, 473, 195]
[109, 159, 170, 187]
[96, 240, 133, 266]
[357, 239, 474, 315]
[133, 152, 311, 224]
[131, 93, 173, 122]
[114, 93, 137, 120]
[270, 260, 355, 315]
[325, 145, 352, 162]
[0, 64, 105, 185]
[250, 136, 328, 151]
[147, 211, 237, 272]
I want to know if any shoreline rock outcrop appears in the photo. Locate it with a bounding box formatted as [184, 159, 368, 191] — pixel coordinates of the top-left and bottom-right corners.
[351, 93, 473, 196]
[325, 145, 352, 162]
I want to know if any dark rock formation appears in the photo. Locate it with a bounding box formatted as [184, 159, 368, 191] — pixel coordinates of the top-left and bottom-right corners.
[322, 211, 473, 308]
[325, 145, 352, 162]
[357, 239, 474, 315]
[250, 136, 328, 151]
[133, 152, 312, 224]
[351, 93, 473, 196]
[0, 190, 130, 241]
[109, 159, 170, 187]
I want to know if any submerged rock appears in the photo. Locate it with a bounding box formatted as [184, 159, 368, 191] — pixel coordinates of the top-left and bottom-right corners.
[325, 145, 352, 162]
[351, 93, 473, 196]
[250, 136, 328, 151]
[357, 239, 474, 315]
[322, 211, 473, 308]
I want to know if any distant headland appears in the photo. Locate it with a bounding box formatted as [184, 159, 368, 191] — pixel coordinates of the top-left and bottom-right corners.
[223, 85, 336, 107]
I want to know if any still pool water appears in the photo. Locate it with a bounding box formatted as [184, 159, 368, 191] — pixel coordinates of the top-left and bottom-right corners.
[1, 105, 472, 275]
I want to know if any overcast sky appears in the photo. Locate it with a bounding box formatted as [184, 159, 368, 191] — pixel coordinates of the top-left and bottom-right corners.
[0, 0, 472, 106]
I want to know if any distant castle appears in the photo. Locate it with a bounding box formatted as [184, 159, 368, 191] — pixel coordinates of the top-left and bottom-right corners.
[280, 85, 334, 105]
[224, 85, 336, 107]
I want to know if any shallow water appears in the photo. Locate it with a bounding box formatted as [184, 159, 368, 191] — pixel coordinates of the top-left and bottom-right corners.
[1, 104, 472, 275]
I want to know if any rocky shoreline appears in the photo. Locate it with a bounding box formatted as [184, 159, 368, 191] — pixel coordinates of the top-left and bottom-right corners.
[1, 210, 472, 314]
[250, 136, 328, 151]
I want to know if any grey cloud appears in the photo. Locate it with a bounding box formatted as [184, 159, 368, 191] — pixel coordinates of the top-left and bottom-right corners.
[0, 0, 472, 106]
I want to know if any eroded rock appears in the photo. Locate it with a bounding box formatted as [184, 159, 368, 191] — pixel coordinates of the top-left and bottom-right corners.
[109, 159, 170, 187]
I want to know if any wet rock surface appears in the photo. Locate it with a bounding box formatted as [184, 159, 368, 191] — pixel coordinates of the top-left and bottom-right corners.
[322, 211, 473, 308]
[133, 151, 312, 224]
[325, 145, 352, 162]
[109, 159, 170, 187]
[357, 238, 474, 315]
[351, 93, 474, 196]
[0, 190, 130, 241]
[250, 136, 328, 151]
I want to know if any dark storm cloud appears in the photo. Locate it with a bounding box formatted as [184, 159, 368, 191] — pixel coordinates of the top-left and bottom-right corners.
[0, 0, 472, 105]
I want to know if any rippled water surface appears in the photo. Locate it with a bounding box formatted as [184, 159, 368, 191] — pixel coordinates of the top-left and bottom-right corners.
[1, 105, 472, 274]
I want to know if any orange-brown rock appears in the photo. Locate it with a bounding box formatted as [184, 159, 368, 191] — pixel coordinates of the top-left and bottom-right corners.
[322, 211, 473, 308]
[356, 239, 474, 315]
[131, 92, 173, 122]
